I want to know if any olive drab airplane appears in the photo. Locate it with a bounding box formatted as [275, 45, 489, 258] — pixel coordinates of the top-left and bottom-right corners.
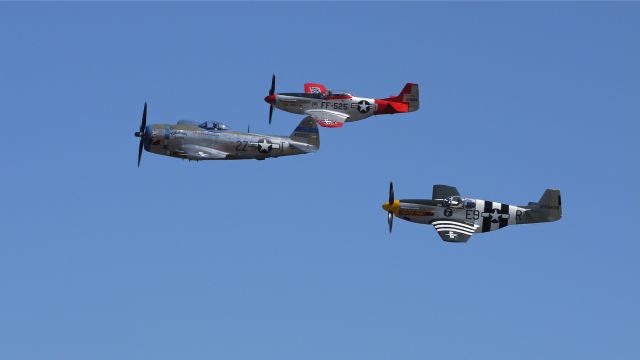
[134, 103, 319, 166]
[382, 183, 562, 242]
[264, 75, 419, 128]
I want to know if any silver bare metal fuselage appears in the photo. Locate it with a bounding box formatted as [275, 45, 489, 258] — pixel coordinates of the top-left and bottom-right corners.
[274, 94, 377, 122]
[396, 199, 531, 234]
[145, 124, 314, 160]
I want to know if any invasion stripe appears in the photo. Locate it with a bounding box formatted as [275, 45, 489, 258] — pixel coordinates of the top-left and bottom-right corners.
[432, 224, 477, 231]
[437, 228, 474, 236]
[499, 203, 509, 229]
[432, 220, 478, 228]
[482, 200, 492, 232]
[434, 225, 476, 234]
[433, 223, 477, 231]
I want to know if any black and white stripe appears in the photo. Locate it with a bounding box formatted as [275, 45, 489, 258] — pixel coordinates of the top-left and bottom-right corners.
[499, 203, 509, 228]
[482, 200, 493, 232]
[479, 200, 512, 232]
[431, 220, 478, 236]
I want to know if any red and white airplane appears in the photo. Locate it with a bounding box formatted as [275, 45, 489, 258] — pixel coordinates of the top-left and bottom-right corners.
[264, 75, 419, 128]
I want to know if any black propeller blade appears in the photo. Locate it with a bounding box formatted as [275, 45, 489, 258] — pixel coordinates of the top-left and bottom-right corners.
[268, 74, 275, 125]
[387, 181, 395, 234]
[136, 102, 147, 167]
[137, 140, 144, 167]
[140, 102, 147, 134]
[269, 74, 275, 96]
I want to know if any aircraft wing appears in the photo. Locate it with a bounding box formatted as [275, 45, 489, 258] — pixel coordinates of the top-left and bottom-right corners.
[431, 220, 477, 243]
[432, 184, 460, 199]
[181, 144, 228, 160]
[304, 109, 349, 128]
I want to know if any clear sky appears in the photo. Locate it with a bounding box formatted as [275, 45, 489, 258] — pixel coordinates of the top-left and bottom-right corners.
[1, 2, 638, 359]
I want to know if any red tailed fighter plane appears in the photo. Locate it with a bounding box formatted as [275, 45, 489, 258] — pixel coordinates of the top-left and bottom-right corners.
[264, 75, 419, 128]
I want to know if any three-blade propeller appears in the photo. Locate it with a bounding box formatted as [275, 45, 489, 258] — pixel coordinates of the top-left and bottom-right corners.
[134, 102, 147, 167]
[268, 74, 275, 124]
[387, 182, 395, 233]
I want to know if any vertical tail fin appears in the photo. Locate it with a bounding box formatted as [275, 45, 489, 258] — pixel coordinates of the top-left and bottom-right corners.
[289, 116, 319, 151]
[377, 83, 420, 114]
[523, 189, 562, 223]
[396, 83, 419, 112]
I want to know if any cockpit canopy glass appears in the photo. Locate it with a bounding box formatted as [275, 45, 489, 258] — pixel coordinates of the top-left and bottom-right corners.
[464, 199, 476, 209]
[281, 92, 326, 99]
[327, 89, 351, 97]
[199, 121, 229, 131]
[443, 196, 463, 208]
[443, 196, 476, 209]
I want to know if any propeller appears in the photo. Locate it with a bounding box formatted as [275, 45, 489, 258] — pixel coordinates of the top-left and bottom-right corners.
[387, 182, 395, 233]
[134, 102, 147, 167]
[268, 74, 275, 124]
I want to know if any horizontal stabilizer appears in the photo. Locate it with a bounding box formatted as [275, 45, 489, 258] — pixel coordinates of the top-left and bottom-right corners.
[521, 189, 562, 223]
[384, 83, 419, 112]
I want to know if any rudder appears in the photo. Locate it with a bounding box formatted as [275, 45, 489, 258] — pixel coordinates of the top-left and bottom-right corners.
[289, 116, 319, 150]
[398, 83, 419, 112]
[524, 189, 562, 223]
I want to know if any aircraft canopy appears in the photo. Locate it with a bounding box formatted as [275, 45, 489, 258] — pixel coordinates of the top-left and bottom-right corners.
[199, 121, 229, 131]
[443, 196, 476, 209]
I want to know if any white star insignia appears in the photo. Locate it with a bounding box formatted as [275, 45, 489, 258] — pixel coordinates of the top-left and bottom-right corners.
[358, 102, 369, 112]
[257, 139, 271, 152]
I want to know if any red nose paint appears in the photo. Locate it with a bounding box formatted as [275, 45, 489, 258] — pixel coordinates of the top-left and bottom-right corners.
[264, 94, 276, 104]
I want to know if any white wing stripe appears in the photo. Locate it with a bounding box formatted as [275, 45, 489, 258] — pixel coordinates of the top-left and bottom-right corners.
[432, 220, 478, 227]
[437, 229, 473, 236]
[434, 223, 476, 232]
[432, 221, 477, 230]
[436, 228, 474, 236]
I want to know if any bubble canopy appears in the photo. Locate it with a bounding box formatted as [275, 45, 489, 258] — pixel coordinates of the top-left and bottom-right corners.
[175, 120, 229, 130]
[199, 121, 229, 130]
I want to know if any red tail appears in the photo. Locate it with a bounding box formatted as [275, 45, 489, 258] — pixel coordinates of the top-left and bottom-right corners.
[375, 83, 420, 114]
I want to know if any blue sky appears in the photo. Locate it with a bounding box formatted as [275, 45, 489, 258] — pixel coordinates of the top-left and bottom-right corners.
[1, 2, 638, 359]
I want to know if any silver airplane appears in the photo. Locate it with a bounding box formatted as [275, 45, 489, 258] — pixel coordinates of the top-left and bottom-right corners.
[264, 75, 419, 128]
[134, 103, 319, 166]
[382, 183, 562, 242]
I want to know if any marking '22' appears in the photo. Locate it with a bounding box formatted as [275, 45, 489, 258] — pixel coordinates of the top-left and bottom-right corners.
[235, 141, 249, 151]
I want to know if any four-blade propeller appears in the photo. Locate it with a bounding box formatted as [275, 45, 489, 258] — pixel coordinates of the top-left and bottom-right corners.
[134, 102, 148, 167]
